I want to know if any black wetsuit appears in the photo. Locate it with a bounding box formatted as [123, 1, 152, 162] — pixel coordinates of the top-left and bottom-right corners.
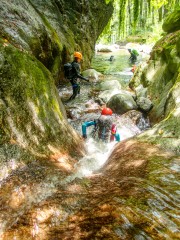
[69, 61, 88, 100]
[129, 49, 138, 63]
[130, 52, 137, 62]
[97, 115, 113, 142]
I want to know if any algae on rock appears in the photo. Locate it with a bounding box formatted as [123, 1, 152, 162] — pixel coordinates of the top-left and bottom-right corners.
[129, 9, 180, 154]
[0, 0, 113, 159]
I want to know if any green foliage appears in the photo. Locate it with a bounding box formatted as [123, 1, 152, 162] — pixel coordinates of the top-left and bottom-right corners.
[133, 0, 140, 30]
[147, 0, 151, 12]
[151, 0, 168, 8]
[146, 24, 164, 43]
[118, 0, 127, 36]
[105, 0, 112, 3]
[99, 0, 179, 43]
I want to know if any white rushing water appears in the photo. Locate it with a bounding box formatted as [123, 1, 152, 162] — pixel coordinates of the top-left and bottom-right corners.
[63, 137, 116, 184]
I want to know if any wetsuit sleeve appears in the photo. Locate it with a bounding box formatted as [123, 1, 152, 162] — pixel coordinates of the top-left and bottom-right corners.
[72, 62, 88, 81]
[82, 121, 96, 138]
[115, 132, 120, 142]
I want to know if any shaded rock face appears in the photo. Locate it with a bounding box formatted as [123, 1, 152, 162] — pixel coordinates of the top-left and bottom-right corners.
[0, 41, 84, 158]
[129, 9, 180, 154]
[0, 0, 113, 158]
[0, 0, 113, 82]
[162, 8, 180, 33]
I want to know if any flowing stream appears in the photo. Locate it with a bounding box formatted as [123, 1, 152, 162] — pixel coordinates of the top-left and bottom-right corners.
[59, 48, 149, 179]
[58, 49, 180, 239]
[0, 48, 179, 239]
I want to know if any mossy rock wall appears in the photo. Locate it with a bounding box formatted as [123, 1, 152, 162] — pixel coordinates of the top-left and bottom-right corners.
[0, 0, 113, 158]
[0, 41, 85, 157]
[129, 10, 180, 154]
[0, 0, 113, 83]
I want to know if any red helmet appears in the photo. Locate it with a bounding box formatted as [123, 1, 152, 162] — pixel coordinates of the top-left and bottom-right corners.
[101, 107, 113, 115]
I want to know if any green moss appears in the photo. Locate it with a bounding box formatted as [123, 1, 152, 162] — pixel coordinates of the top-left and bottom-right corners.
[163, 8, 180, 33]
[0, 41, 66, 153]
[105, 0, 112, 4]
[124, 196, 148, 211]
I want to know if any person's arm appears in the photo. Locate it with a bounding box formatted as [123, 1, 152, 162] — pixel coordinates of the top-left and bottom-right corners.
[115, 132, 120, 142]
[82, 121, 96, 138]
[110, 124, 120, 142]
[73, 62, 89, 81]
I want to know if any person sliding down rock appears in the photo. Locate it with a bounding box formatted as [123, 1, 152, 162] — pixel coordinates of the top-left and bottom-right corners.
[67, 52, 89, 100]
[82, 107, 120, 142]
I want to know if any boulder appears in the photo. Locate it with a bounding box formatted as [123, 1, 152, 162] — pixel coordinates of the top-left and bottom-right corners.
[107, 92, 138, 114]
[135, 84, 148, 98]
[96, 80, 121, 91]
[82, 69, 103, 81]
[98, 89, 121, 103]
[98, 88, 135, 104]
[95, 44, 113, 52]
[136, 97, 153, 112]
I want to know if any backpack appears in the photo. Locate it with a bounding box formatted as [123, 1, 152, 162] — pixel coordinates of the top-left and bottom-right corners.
[132, 49, 139, 56]
[97, 116, 112, 141]
[64, 62, 73, 79]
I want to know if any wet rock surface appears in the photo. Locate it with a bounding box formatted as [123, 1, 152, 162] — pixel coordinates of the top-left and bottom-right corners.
[1, 140, 179, 239]
[129, 10, 180, 154]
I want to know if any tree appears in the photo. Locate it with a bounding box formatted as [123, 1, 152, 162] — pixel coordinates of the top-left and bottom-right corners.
[98, 0, 179, 43]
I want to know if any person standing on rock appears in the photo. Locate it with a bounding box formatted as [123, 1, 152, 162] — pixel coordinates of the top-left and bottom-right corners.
[82, 107, 120, 142]
[68, 52, 89, 100]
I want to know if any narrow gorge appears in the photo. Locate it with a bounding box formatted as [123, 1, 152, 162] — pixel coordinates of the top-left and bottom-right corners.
[0, 1, 179, 239]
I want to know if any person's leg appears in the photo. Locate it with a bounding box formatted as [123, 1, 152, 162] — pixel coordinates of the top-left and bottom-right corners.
[73, 86, 79, 99]
[131, 53, 137, 62]
[69, 85, 78, 100]
[77, 85, 80, 94]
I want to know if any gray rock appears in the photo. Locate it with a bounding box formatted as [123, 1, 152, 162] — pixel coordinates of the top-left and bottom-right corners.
[82, 69, 103, 81]
[136, 97, 153, 112]
[96, 80, 121, 91]
[135, 84, 147, 98]
[107, 92, 138, 114]
[98, 89, 121, 103]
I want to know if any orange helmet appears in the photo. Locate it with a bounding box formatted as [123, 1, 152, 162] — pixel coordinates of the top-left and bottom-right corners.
[101, 107, 113, 115]
[74, 52, 82, 60]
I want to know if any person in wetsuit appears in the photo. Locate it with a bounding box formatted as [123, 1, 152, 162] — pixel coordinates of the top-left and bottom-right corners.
[128, 49, 139, 63]
[69, 52, 89, 100]
[82, 107, 120, 142]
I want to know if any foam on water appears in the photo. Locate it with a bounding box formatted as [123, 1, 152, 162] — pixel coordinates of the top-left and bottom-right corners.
[62, 138, 116, 184]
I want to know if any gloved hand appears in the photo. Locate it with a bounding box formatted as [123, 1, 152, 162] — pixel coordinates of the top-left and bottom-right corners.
[82, 134, 87, 139]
